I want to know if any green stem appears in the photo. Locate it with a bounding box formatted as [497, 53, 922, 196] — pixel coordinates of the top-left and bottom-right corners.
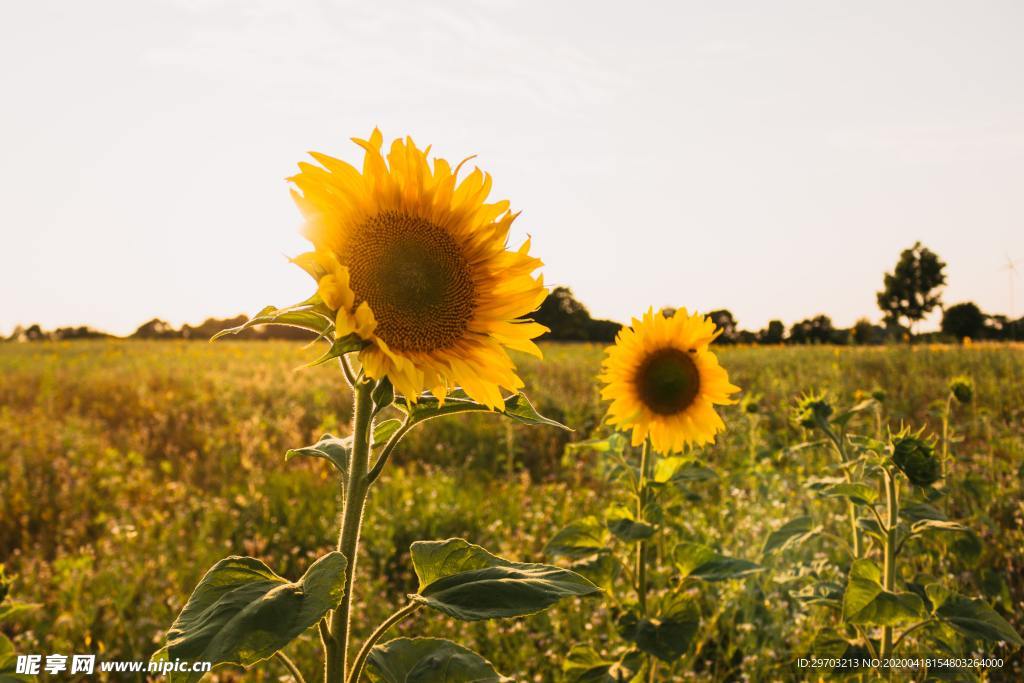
[825, 426, 862, 559]
[347, 603, 422, 683]
[636, 438, 651, 616]
[326, 378, 375, 683]
[941, 394, 953, 478]
[276, 651, 307, 683]
[880, 468, 899, 658]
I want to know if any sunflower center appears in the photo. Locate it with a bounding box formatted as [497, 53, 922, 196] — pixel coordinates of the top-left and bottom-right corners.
[634, 347, 701, 415]
[342, 210, 476, 353]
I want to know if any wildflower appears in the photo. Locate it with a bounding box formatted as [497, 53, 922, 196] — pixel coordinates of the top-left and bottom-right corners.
[599, 308, 739, 452]
[791, 391, 832, 430]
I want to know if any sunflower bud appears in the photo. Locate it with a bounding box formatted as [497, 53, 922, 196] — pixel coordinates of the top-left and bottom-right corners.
[791, 392, 832, 430]
[890, 429, 940, 487]
[948, 376, 973, 404]
[871, 388, 887, 403]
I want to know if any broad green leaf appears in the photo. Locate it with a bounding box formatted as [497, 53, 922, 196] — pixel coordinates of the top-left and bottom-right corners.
[0, 632, 33, 682]
[570, 553, 620, 594]
[285, 433, 350, 474]
[809, 628, 852, 659]
[409, 538, 600, 621]
[371, 377, 395, 415]
[816, 482, 878, 506]
[910, 519, 967, 535]
[563, 646, 642, 683]
[162, 553, 347, 682]
[305, 333, 367, 367]
[544, 517, 609, 559]
[857, 517, 885, 541]
[762, 516, 818, 556]
[211, 296, 335, 341]
[653, 457, 717, 485]
[900, 502, 947, 523]
[365, 638, 511, 683]
[605, 504, 655, 542]
[949, 530, 983, 564]
[618, 593, 699, 662]
[373, 419, 403, 445]
[842, 559, 926, 626]
[674, 542, 761, 582]
[933, 594, 1023, 646]
[399, 392, 569, 430]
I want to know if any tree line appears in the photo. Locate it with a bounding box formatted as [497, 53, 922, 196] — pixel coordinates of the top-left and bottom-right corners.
[6, 243, 1022, 344]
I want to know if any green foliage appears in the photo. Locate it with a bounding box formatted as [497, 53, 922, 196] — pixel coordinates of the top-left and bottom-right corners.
[942, 302, 987, 341]
[891, 429, 941, 487]
[841, 560, 926, 626]
[876, 241, 948, 334]
[158, 553, 347, 682]
[409, 538, 600, 621]
[366, 638, 511, 682]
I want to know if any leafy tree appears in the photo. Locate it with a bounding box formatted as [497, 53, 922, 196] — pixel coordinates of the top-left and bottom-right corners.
[708, 310, 738, 344]
[789, 315, 837, 345]
[758, 320, 785, 344]
[533, 287, 621, 342]
[941, 302, 986, 341]
[852, 318, 884, 345]
[876, 242, 947, 338]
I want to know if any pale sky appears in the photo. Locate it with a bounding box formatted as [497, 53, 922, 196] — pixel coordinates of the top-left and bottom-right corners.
[2, 0, 1023, 336]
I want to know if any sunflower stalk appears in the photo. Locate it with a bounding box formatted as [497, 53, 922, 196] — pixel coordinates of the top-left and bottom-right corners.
[326, 377, 375, 683]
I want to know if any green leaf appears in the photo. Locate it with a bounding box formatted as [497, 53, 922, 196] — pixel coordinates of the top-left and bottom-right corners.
[566, 433, 630, 457]
[544, 517, 609, 559]
[211, 297, 335, 341]
[563, 646, 642, 683]
[0, 600, 41, 623]
[161, 553, 347, 682]
[365, 638, 511, 683]
[0, 632, 33, 682]
[371, 377, 395, 415]
[305, 333, 367, 367]
[618, 593, 699, 662]
[399, 392, 569, 430]
[762, 516, 818, 556]
[933, 594, 1024, 646]
[673, 542, 761, 582]
[842, 559, 926, 626]
[816, 482, 878, 506]
[652, 457, 717, 485]
[910, 519, 967, 535]
[285, 433, 351, 474]
[605, 504, 655, 542]
[409, 538, 600, 621]
[570, 553, 620, 594]
[900, 502, 948, 523]
[373, 419, 403, 446]
[832, 399, 877, 427]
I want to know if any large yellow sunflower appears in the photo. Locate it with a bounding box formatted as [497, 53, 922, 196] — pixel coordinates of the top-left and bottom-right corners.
[600, 308, 740, 452]
[288, 130, 547, 410]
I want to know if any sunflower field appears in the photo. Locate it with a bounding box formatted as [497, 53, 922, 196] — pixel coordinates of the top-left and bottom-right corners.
[2, 339, 1023, 681]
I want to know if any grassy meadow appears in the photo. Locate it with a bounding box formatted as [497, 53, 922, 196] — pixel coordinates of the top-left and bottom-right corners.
[1, 340, 1023, 681]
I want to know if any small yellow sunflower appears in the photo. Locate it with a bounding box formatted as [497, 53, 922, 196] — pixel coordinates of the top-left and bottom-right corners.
[289, 130, 548, 409]
[600, 308, 740, 452]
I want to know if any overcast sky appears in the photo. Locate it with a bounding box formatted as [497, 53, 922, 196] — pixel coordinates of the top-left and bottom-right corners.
[2, 0, 1022, 336]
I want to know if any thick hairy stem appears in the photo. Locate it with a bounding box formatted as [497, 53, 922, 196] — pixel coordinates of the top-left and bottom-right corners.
[636, 439, 651, 616]
[880, 468, 899, 658]
[325, 379, 375, 683]
[347, 603, 422, 683]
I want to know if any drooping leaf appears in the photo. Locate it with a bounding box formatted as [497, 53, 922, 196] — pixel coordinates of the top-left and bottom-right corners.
[211, 297, 335, 341]
[762, 516, 818, 556]
[365, 638, 511, 683]
[373, 419, 404, 446]
[900, 502, 948, 523]
[842, 559, 926, 626]
[617, 593, 699, 662]
[371, 377, 395, 415]
[673, 542, 761, 582]
[933, 594, 1023, 646]
[409, 539, 600, 621]
[305, 333, 367, 367]
[285, 433, 351, 474]
[544, 517, 609, 559]
[160, 553, 347, 683]
[815, 482, 878, 506]
[910, 519, 968, 535]
[604, 504, 655, 542]
[398, 391, 569, 430]
[563, 645, 642, 683]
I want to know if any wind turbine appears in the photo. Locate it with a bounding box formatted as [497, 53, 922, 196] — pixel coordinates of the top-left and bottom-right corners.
[1002, 253, 1022, 317]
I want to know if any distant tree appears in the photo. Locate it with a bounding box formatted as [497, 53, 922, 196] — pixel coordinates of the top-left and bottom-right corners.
[735, 329, 758, 344]
[852, 318, 885, 345]
[941, 302, 986, 341]
[132, 318, 179, 339]
[789, 315, 836, 345]
[52, 326, 110, 340]
[708, 310, 738, 344]
[758, 320, 785, 345]
[876, 242, 947, 338]
[533, 287, 620, 342]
